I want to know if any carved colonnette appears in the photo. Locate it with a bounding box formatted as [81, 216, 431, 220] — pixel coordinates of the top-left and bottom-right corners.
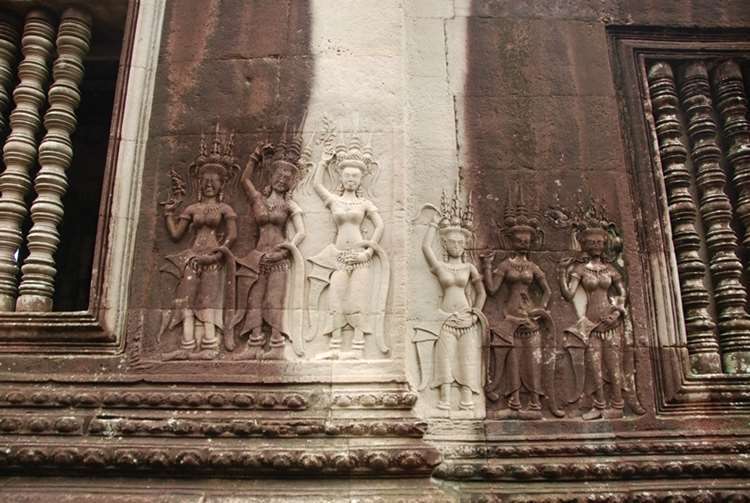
[610, 30, 750, 416]
[17, 7, 93, 312]
[0, 14, 19, 139]
[646, 61, 721, 374]
[0, 9, 55, 311]
[678, 61, 750, 373]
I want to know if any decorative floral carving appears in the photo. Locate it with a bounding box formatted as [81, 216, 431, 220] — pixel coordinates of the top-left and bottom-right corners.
[86, 418, 426, 438]
[0, 388, 309, 410]
[331, 391, 418, 409]
[0, 444, 440, 476]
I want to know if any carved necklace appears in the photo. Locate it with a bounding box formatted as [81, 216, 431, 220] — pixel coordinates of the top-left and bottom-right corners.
[508, 256, 530, 272]
[585, 261, 609, 275]
[338, 197, 365, 207]
[201, 203, 222, 216]
[445, 261, 466, 273]
[264, 196, 287, 212]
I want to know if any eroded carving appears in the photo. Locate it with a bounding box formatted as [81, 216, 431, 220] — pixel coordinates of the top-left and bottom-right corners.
[306, 122, 390, 360]
[412, 183, 487, 412]
[679, 61, 750, 373]
[552, 199, 645, 420]
[482, 189, 559, 419]
[231, 125, 310, 360]
[157, 126, 241, 360]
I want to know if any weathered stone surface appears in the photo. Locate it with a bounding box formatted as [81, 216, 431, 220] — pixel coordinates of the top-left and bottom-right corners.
[0, 0, 749, 498]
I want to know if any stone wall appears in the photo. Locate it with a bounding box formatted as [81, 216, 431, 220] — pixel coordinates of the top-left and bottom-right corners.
[0, 0, 750, 500]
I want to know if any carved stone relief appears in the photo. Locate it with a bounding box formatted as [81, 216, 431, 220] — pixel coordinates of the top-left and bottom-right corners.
[482, 188, 560, 419]
[305, 120, 390, 361]
[144, 118, 392, 364]
[231, 124, 310, 361]
[158, 126, 242, 361]
[411, 183, 487, 415]
[547, 198, 646, 420]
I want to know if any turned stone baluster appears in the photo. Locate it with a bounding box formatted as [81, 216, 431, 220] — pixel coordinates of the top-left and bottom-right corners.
[647, 62, 721, 374]
[712, 61, 750, 255]
[16, 8, 91, 312]
[678, 61, 750, 374]
[0, 14, 20, 138]
[0, 10, 55, 311]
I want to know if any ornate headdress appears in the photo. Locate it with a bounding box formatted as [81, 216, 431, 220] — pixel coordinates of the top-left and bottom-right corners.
[545, 196, 621, 256]
[499, 185, 543, 247]
[310, 116, 381, 198]
[258, 118, 312, 192]
[438, 180, 474, 238]
[333, 133, 377, 176]
[571, 198, 615, 240]
[189, 124, 241, 198]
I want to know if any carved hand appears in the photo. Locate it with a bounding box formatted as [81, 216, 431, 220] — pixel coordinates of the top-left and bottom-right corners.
[597, 309, 622, 330]
[344, 249, 372, 265]
[261, 248, 290, 264]
[480, 250, 496, 264]
[192, 253, 219, 267]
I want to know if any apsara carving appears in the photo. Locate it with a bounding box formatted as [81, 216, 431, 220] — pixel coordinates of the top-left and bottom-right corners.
[412, 181, 487, 412]
[305, 120, 390, 360]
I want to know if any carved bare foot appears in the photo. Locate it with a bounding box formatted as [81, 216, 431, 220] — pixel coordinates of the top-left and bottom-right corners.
[485, 391, 501, 402]
[232, 344, 262, 360]
[582, 408, 604, 420]
[262, 345, 285, 360]
[458, 400, 474, 411]
[436, 401, 450, 410]
[339, 350, 363, 360]
[190, 349, 219, 360]
[604, 407, 624, 419]
[627, 397, 646, 416]
[493, 408, 518, 420]
[315, 350, 340, 360]
[162, 349, 190, 361]
[518, 408, 543, 420]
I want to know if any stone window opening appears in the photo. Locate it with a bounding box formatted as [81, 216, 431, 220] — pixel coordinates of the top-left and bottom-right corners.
[0, 2, 128, 313]
[0, 0, 165, 350]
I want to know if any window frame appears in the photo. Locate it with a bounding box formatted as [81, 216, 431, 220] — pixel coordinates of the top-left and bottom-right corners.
[0, 0, 166, 353]
[609, 27, 750, 414]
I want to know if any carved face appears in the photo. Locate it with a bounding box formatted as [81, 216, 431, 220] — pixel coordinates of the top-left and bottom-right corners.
[583, 231, 607, 257]
[441, 229, 467, 258]
[510, 228, 533, 251]
[271, 165, 295, 193]
[200, 172, 224, 198]
[341, 166, 363, 191]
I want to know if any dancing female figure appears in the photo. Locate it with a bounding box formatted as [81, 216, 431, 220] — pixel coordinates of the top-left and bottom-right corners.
[307, 132, 389, 360]
[159, 128, 241, 360]
[482, 198, 554, 419]
[413, 187, 487, 411]
[557, 202, 643, 419]
[233, 136, 307, 360]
